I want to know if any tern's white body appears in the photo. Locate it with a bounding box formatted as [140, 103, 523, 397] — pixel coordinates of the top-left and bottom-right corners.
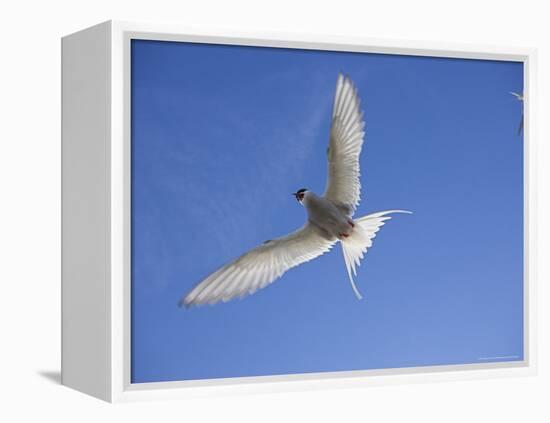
[302, 192, 353, 240]
[181, 74, 410, 307]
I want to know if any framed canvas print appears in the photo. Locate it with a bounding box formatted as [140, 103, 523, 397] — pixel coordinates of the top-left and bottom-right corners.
[61, 21, 537, 402]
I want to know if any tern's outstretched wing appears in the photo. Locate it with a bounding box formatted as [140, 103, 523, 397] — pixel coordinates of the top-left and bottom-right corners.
[323, 74, 366, 216]
[181, 224, 336, 307]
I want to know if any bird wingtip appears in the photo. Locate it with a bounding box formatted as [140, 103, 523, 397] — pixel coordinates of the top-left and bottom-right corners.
[386, 209, 413, 215]
[178, 297, 192, 309]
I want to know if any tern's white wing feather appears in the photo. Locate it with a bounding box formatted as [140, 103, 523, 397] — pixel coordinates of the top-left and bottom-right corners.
[324, 74, 365, 216]
[181, 224, 336, 307]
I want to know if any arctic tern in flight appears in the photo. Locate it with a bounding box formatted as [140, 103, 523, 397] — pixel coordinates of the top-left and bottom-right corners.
[181, 74, 410, 307]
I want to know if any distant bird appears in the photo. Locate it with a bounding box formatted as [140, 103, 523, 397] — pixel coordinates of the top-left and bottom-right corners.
[509, 91, 523, 101]
[181, 74, 410, 307]
[510, 91, 524, 136]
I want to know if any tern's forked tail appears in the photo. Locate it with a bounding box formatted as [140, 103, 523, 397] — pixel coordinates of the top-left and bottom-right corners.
[340, 210, 412, 299]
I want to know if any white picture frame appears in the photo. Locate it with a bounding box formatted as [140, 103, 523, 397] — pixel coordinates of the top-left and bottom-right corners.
[61, 20, 538, 403]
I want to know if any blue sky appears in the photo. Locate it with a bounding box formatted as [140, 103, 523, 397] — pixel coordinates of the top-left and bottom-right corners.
[131, 39, 524, 383]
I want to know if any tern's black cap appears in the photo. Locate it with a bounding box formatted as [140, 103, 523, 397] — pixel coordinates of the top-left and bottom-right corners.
[293, 188, 308, 201]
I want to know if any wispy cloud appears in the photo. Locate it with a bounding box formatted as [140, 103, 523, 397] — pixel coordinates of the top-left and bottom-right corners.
[134, 64, 339, 281]
[203, 70, 335, 252]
